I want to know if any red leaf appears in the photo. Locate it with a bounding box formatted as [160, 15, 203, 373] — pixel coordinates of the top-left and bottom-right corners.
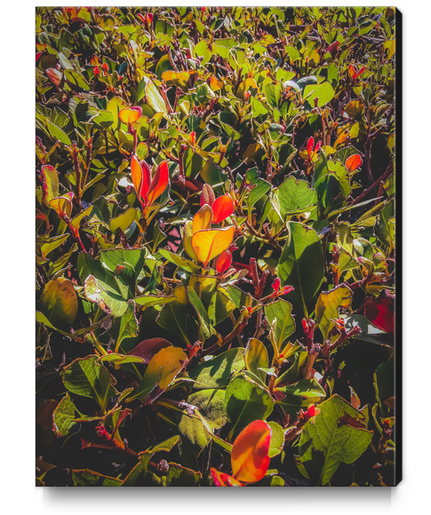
[364, 291, 395, 334]
[210, 468, 243, 487]
[128, 338, 173, 363]
[147, 161, 169, 205]
[212, 195, 234, 223]
[307, 136, 314, 156]
[216, 249, 232, 274]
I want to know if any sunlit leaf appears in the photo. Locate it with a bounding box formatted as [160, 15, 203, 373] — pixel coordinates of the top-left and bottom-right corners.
[193, 204, 212, 233]
[315, 285, 353, 340]
[119, 106, 142, 124]
[147, 161, 169, 205]
[41, 165, 59, 207]
[192, 226, 235, 267]
[231, 420, 272, 483]
[212, 195, 234, 223]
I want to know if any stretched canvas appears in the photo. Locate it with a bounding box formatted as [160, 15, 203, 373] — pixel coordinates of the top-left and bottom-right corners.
[36, 6, 400, 487]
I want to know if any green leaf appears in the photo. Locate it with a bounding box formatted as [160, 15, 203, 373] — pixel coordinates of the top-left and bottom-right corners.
[84, 275, 128, 317]
[188, 348, 245, 389]
[165, 463, 201, 486]
[275, 379, 326, 416]
[157, 286, 190, 345]
[52, 394, 77, 437]
[178, 389, 228, 454]
[249, 179, 271, 211]
[47, 120, 71, 145]
[122, 436, 179, 486]
[62, 356, 118, 411]
[278, 222, 325, 316]
[72, 470, 122, 486]
[64, 69, 90, 90]
[268, 421, 285, 457]
[276, 177, 317, 216]
[315, 285, 353, 341]
[264, 299, 295, 351]
[188, 287, 216, 340]
[158, 248, 200, 273]
[245, 338, 269, 384]
[225, 374, 274, 436]
[303, 81, 334, 107]
[299, 394, 373, 485]
[145, 78, 168, 118]
[117, 301, 138, 347]
[134, 293, 176, 308]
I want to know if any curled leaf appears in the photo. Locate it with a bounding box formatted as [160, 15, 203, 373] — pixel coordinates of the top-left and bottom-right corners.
[119, 106, 142, 125]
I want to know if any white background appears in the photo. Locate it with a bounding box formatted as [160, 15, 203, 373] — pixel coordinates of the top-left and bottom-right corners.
[1, 1, 429, 513]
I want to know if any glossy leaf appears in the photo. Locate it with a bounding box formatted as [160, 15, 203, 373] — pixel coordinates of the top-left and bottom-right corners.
[245, 339, 269, 384]
[315, 285, 353, 340]
[212, 195, 234, 223]
[119, 106, 142, 124]
[264, 299, 295, 351]
[231, 420, 272, 483]
[192, 226, 235, 267]
[225, 374, 274, 436]
[126, 346, 187, 403]
[147, 161, 169, 205]
[278, 222, 324, 316]
[192, 204, 212, 233]
[345, 154, 363, 173]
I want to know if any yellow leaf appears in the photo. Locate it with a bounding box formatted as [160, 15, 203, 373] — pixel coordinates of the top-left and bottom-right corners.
[145, 347, 187, 390]
[192, 226, 235, 267]
[162, 70, 194, 87]
[192, 204, 212, 233]
[183, 220, 198, 261]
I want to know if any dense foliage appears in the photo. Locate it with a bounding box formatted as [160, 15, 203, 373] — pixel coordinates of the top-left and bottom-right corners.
[36, 6, 397, 487]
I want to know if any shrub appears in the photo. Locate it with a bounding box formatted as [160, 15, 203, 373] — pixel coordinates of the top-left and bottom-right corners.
[36, 6, 397, 487]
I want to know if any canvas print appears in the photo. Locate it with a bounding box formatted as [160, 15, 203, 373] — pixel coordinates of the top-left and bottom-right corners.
[36, 6, 399, 486]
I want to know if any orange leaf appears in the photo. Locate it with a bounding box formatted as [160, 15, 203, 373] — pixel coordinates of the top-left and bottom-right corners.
[210, 468, 244, 487]
[210, 75, 224, 92]
[231, 420, 272, 483]
[345, 154, 363, 173]
[212, 195, 234, 223]
[147, 161, 169, 205]
[216, 249, 232, 274]
[131, 156, 151, 206]
[119, 106, 142, 125]
[192, 204, 212, 233]
[192, 226, 235, 267]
